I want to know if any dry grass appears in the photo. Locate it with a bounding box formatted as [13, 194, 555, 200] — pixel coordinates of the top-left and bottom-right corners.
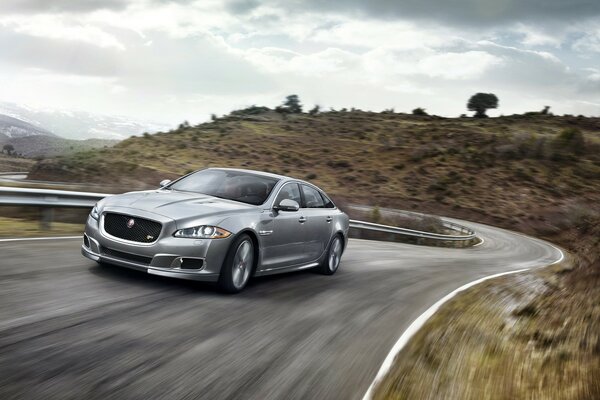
[374, 207, 600, 400]
[0, 216, 83, 237]
[373, 257, 600, 400]
[0, 154, 35, 173]
[27, 112, 600, 232]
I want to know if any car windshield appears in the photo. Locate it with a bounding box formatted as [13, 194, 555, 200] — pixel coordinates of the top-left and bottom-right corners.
[167, 169, 279, 206]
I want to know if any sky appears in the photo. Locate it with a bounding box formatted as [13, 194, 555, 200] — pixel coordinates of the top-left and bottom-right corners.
[0, 0, 599, 126]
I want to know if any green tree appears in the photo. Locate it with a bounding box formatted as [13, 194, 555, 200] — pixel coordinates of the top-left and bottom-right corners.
[412, 107, 428, 116]
[280, 94, 302, 114]
[308, 105, 320, 115]
[3, 144, 14, 155]
[467, 93, 498, 118]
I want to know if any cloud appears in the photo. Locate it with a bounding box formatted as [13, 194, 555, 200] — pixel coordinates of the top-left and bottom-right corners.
[2, 16, 126, 50]
[418, 51, 502, 79]
[226, 0, 261, 14]
[0, 0, 599, 125]
[573, 28, 600, 53]
[310, 19, 463, 50]
[243, 47, 360, 77]
[273, 0, 600, 27]
[0, 26, 122, 76]
[0, 0, 129, 14]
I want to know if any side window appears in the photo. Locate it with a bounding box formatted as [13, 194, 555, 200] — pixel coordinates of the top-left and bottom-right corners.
[320, 192, 335, 208]
[301, 185, 325, 208]
[274, 183, 301, 206]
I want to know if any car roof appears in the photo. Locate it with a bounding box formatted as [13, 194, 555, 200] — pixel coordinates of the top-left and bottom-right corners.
[208, 167, 325, 192]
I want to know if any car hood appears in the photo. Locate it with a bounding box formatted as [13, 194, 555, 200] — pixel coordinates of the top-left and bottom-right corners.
[102, 189, 258, 222]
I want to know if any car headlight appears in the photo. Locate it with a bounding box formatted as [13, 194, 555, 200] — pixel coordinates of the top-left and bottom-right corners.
[174, 225, 232, 239]
[90, 204, 100, 220]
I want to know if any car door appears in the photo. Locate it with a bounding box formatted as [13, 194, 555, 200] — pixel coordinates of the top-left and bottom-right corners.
[259, 182, 310, 270]
[300, 184, 333, 261]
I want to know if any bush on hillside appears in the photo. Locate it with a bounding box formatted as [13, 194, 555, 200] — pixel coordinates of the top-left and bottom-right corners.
[230, 105, 270, 116]
[549, 128, 586, 161]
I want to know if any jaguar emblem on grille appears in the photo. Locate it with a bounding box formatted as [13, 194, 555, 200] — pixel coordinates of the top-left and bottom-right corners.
[127, 219, 135, 228]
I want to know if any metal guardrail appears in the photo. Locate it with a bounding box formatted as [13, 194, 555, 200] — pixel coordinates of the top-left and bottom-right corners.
[0, 187, 477, 243]
[0, 187, 111, 208]
[348, 219, 475, 241]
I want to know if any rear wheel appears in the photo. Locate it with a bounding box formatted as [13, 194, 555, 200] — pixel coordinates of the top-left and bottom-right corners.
[318, 235, 343, 275]
[218, 234, 255, 293]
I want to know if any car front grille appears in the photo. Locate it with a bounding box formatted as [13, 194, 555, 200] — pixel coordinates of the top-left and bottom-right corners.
[102, 247, 153, 265]
[103, 213, 162, 243]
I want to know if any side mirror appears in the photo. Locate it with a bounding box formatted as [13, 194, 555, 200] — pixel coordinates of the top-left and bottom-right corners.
[159, 179, 172, 188]
[274, 199, 299, 212]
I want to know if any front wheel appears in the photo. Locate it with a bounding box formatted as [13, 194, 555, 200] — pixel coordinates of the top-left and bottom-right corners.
[318, 235, 343, 275]
[218, 234, 255, 294]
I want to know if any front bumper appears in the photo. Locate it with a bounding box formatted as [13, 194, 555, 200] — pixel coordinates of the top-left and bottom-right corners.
[82, 212, 232, 282]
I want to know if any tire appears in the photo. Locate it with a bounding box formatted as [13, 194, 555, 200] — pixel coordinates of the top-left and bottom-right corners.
[218, 234, 255, 294]
[318, 234, 343, 275]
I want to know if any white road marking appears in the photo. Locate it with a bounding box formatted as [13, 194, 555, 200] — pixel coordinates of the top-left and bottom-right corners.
[362, 245, 564, 400]
[0, 236, 82, 243]
[471, 237, 485, 247]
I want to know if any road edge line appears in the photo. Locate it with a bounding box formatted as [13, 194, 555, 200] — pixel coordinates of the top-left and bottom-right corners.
[0, 236, 82, 243]
[362, 244, 564, 400]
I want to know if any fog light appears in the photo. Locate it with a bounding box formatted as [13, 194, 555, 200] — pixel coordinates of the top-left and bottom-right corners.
[179, 258, 204, 270]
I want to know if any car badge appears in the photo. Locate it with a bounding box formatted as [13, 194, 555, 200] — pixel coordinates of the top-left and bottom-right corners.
[147, 235, 154, 240]
[127, 219, 135, 228]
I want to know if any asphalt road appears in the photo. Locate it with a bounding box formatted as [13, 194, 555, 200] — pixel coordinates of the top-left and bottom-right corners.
[0, 221, 562, 400]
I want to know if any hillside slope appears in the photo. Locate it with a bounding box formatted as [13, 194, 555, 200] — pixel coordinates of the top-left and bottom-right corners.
[29, 110, 600, 233]
[5, 135, 118, 158]
[0, 114, 55, 139]
[0, 154, 35, 173]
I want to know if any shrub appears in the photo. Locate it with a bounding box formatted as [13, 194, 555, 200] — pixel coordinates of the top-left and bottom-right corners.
[370, 206, 382, 223]
[550, 128, 586, 161]
[230, 105, 270, 116]
[327, 160, 352, 168]
[412, 107, 428, 116]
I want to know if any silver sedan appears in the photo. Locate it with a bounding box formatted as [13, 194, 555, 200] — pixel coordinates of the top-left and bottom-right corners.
[82, 168, 349, 293]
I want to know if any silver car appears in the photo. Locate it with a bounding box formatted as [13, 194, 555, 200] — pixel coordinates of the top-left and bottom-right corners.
[82, 168, 349, 293]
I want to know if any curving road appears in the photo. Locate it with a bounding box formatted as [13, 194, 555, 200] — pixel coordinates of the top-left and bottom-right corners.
[0, 220, 562, 400]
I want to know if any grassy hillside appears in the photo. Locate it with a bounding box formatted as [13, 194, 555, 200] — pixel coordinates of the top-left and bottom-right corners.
[0, 153, 35, 173]
[2, 135, 118, 159]
[29, 110, 600, 234]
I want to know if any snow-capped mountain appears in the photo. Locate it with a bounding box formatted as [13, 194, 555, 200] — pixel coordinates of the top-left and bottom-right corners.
[0, 102, 171, 140]
[0, 114, 55, 140]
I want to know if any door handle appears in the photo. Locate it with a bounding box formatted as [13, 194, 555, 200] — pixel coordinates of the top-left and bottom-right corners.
[326, 216, 333, 223]
[298, 216, 307, 223]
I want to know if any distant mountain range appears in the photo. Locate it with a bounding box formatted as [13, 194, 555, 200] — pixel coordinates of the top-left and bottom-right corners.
[0, 102, 171, 140]
[0, 111, 119, 159]
[0, 114, 56, 140]
[4, 135, 118, 159]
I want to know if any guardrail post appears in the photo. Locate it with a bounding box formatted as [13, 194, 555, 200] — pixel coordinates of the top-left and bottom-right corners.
[40, 207, 54, 231]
